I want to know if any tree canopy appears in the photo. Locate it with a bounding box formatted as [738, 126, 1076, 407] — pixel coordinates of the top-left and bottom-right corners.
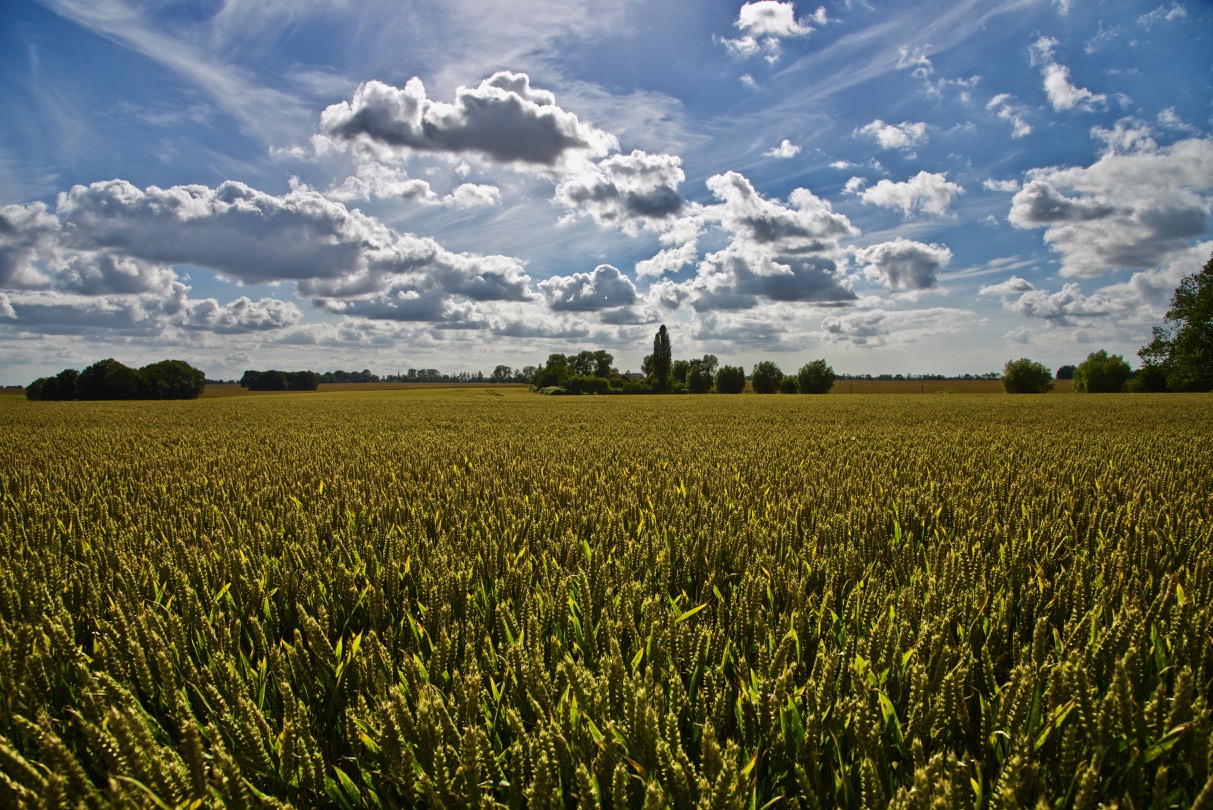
[796, 360, 836, 394]
[1002, 358, 1054, 394]
[751, 361, 783, 394]
[1139, 251, 1213, 392]
[714, 365, 746, 394]
[27, 359, 206, 401]
[1073, 350, 1130, 393]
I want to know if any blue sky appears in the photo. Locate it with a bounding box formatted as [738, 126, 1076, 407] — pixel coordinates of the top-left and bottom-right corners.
[1, 0, 1210, 383]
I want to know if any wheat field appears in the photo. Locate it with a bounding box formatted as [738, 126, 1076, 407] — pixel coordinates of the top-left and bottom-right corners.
[1, 389, 1210, 808]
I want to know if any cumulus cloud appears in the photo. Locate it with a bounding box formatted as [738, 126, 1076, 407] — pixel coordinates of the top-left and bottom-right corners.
[1029, 36, 1106, 112]
[977, 275, 1036, 297]
[0, 178, 534, 332]
[554, 150, 685, 232]
[765, 139, 801, 159]
[0, 293, 14, 319]
[635, 241, 700, 279]
[854, 239, 952, 291]
[687, 245, 856, 311]
[540, 264, 638, 312]
[320, 71, 618, 166]
[720, 1, 822, 63]
[1008, 135, 1213, 277]
[857, 119, 927, 151]
[646, 171, 859, 312]
[820, 306, 972, 347]
[708, 171, 857, 247]
[987, 94, 1032, 138]
[984, 178, 1021, 193]
[325, 165, 435, 203]
[175, 296, 302, 333]
[854, 171, 964, 218]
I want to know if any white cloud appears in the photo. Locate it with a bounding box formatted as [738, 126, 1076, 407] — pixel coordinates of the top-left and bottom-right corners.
[1157, 108, 1197, 134]
[720, 1, 821, 63]
[554, 150, 685, 233]
[987, 94, 1032, 138]
[1008, 135, 1213, 277]
[854, 238, 952, 291]
[855, 171, 964, 218]
[320, 71, 618, 167]
[708, 171, 857, 247]
[983, 178, 1021, 192]
[765, 139, 801, 159]
[175, 296, 302, 333]
[0, 293, 15, 319]
[636, 241, 699, 279]
[445, 183, 502, 208]
[325, 165, 436, 203]
[1029, 36, 1106, 112]
[1138, 3, 1187, 26]
[1, 178, 536, 332]
[977, 275, 1036, 297]
[539, 264, 638, 312]
[857, 119, 928, 151]
[653, 171, 859, 312]
[821, 306, 972, 347]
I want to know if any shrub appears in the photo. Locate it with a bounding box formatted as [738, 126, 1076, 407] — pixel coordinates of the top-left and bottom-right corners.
[778, 376, 798, 394]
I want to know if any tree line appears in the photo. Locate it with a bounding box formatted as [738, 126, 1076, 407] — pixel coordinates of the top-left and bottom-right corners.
[529, 324, 837, 395]
[25, 358, 206, 400]
[1003, 252, 1212, 394]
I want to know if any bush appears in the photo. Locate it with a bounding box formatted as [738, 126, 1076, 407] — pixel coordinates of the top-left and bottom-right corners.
[796, 359, 835, 394]
[565, 375, 610, 395]
[714, 366, 746, 394]
[1073, 350, 1131, 393]
[1002, 358, 1054, 394]
[751, 361, 783, 394]
[536, 386, 568, 396]
[778, 376, 798, 394]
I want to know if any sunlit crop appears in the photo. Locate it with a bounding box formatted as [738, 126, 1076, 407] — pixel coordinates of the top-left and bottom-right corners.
[1, 390, 1210, 807]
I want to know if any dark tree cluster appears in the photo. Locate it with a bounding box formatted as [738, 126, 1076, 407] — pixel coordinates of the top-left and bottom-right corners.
[25, 359, 206, 401]
[239, 370, 322, 391]
[319, 369, 379, 384]
[531, 325, 836, 396]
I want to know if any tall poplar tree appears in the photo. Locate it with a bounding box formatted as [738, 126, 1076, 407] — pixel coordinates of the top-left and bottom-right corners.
[652, 324, 672, 392]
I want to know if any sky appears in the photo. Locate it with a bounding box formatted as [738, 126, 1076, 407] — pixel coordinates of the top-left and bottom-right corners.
[1, 0, 1211, 383]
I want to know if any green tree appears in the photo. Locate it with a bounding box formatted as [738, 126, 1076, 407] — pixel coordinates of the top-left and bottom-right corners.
[78, 358, 141, 400]
[139, 360, 206, 399]
[715, 365, 746, 394]
[751, 361, 783, 394]
[531, 355, 572, 389]
[796, 359, 835, 394]
[1072, 350, 1131, 393]
[1055, 364, 1076, 380]
[24, 378, 46, 400]
[778, 375, 798, 394]
[1001, 358, 1053, 394]
[651, 325, 672, 392]
[490, 364, 513, 383]
[1139, 252, 1213, 392]
[1127, 363, 1168, 393]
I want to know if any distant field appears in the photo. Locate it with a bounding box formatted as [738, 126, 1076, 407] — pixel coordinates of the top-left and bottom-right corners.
[2, 391, 1209, 806]
[199, 378, 1073, 397]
